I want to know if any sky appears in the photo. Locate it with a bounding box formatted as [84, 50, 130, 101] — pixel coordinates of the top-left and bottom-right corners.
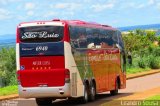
[0, 0, 160, 35]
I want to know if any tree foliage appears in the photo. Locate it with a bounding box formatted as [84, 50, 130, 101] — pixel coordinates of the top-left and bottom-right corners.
[122, 30, 158, 53]
[122, 29, 160, 70]
[0, 47, 16, 86]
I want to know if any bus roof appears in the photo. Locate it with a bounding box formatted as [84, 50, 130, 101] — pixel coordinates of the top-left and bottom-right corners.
[18, 19, 118, 31]
[57, 19, 117, 31]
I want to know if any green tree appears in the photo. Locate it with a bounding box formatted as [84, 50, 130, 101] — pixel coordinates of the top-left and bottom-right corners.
[122, 29, 157, 53]
[146, 30, 156, 42]
[157, 36, 160, 46]
[0, 47, 16, 86]
[135, 29, 145, 36]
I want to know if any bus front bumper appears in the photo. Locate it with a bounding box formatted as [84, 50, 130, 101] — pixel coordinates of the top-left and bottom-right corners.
[18, 83, 70, 98]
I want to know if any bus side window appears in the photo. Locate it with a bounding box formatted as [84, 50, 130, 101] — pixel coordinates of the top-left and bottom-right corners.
[93, 29, 101, 48]
[77, 27, 87, 48]
[100, 30, 116, 48]
[69, 26, 79, 48]
[69, 26, 87, 48]
[86, 28, 94, 48]
[112, 31, 118, 45]
[99, 29, 107, 48]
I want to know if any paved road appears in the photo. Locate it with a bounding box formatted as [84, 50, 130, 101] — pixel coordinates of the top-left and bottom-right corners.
[4, 73, 160, 106]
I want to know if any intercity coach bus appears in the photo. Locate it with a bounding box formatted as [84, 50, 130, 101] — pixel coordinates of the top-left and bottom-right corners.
[16, 19, 126, 105]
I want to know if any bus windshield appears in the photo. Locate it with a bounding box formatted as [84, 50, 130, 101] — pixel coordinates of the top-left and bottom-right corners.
[19, 26, 64, 42]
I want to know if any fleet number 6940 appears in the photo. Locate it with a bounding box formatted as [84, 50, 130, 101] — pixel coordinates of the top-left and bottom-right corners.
[36, 46, 48, 51]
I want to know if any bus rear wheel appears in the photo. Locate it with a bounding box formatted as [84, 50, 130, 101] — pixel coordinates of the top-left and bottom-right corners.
[89, 83, 96, 101]
[110, 80, 118, 95]
[36, 98, 53, 105]
[81, 83, 89, 103]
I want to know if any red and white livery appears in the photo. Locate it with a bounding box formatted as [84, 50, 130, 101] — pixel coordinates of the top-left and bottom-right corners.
[16, 19, 126, 105]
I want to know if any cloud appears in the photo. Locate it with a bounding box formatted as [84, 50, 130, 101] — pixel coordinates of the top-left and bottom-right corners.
[54, 3, 69, 9]
[0, 0, 7, 5]
[91, 3, 114, 12]
[136, 4, 145, 9]
[7, 0, 20, 1]
[121, 2, 136, 9]
[52, 3, 81, 10]
[0, 8, 9, 14]
[0, 0, 20, 5]
[17, 15, 27, 21]
[148, 0, 155, 5]
[0, 8, 11, 20]
[91, 0, 116, 12]
[157, 3, 160, 10]
[25, 2, 35, 10]
[62, 11, 74, 16]
[123, 0, 156, 9]
[27, 11, 34, 16]
[122, 2, 149, 9]
[133, 0, 157, 9]
[43, 11, 58, 18]
[83, 0, 92, 3]
[111, 20, 119, 24]
[24, 2, 36, 17]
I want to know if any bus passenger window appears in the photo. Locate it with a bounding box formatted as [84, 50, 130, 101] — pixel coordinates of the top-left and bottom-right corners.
[69, 26, 87, 48]
[86, 28, 95, 48]
[78, 34, 87, 48]
[99, 30, 116, 48]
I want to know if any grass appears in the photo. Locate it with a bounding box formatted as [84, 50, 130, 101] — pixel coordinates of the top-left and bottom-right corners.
[0, 85, 18, 96]
[126, 67, 151, 74]
[146, 95, 160, 100]
[140, 95, 160, 106]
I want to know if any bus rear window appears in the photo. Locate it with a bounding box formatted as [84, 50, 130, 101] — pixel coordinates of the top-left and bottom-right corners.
[19, 26, 64, 42]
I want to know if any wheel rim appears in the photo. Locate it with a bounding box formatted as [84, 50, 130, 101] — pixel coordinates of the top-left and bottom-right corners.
[91, 86, 95, 99]
[84, 88, 88, 101]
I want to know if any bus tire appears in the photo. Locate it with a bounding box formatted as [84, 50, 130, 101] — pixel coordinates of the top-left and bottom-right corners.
[81, 83, 89, 103]
[110, 80, 118, 95]
[89, 82, 96, 101]
[36, 98, 53, 105]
